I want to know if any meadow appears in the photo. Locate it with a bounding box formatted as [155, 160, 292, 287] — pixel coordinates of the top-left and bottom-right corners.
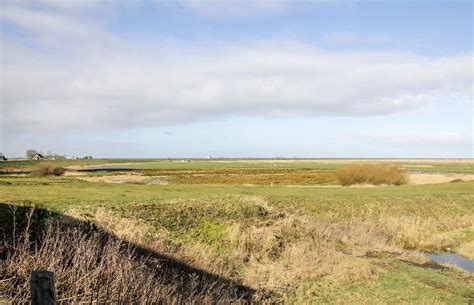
[0, 159, 473, 303]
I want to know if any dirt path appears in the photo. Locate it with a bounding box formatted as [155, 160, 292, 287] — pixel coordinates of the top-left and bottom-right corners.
[409, 173, 474, 185]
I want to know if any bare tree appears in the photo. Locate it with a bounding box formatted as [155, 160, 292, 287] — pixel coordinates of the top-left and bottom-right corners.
[26, 149, 38, 159]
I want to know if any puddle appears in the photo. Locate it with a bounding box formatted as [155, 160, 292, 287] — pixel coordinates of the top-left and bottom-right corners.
[78, 166, 137, 172]
[423, 252, 474, 273]
[0, 170, 32, 175]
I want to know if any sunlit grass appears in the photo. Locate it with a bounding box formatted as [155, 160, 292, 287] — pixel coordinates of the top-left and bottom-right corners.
[1, 160, 473, 303]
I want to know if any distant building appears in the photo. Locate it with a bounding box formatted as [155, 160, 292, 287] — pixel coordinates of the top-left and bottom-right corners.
[32, 153, 45, 161]
[0, 153, 7, 161]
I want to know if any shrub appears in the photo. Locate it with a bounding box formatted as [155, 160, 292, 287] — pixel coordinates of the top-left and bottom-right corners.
[334, 164, 408, 186]
[31, 164, 66, 177]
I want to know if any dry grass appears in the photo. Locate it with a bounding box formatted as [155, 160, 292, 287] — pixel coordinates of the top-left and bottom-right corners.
[377, 214, 474, 252]
[1, 193, 472, 303]
[1, 177, 472, 303]
[85, 195, 473, 298]
[142, 169, 335, 185]
[77, 174, 169, 185]
[457, 241, 474, 260]
[31, 164, 66, 177]
[231, 215, 397, 290]
[408, 173, 474, 185]
[91, 202, 400, 293]
[0, 208, 258, 304]
[334, 164, 408, 186]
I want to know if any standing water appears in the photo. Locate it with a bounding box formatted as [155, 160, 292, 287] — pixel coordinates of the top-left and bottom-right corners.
[423, 252, 474, 273]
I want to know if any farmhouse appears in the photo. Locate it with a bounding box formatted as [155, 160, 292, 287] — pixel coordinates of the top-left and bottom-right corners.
[32, 153, 45, 161]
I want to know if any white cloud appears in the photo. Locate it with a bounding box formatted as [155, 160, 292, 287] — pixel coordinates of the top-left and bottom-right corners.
[367, 132, 474, 157]
[322, 31, 392, 45]
[1, 2, 472, 138]
[0, 2, 123, 52]
[370, 131, 473, 145]
[2, 5, 93, 37]
[176, 0, 289, 17]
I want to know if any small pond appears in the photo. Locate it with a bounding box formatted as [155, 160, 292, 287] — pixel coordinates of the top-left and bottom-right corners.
[78, 166, 137, 172]
[423, 252, 474, 273]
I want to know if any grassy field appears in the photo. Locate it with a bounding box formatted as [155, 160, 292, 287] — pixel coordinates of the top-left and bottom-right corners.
[1, 159, 473, 303]
[2, 158, 474, 172]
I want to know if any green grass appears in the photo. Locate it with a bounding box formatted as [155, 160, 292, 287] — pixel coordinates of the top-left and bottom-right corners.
[1, 175, 473, 218]
[401, 163, 474, 174]
[291, 257, 473, 304]
[3, 158, 472, 172]
[1, 176, 473, 255]
[1, 161, 473, 304]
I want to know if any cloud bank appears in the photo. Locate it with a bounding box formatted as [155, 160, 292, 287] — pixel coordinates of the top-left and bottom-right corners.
[1, 1, 472, 137]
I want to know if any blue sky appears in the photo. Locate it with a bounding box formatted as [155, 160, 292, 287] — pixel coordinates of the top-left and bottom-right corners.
[1, 0, 472, 158]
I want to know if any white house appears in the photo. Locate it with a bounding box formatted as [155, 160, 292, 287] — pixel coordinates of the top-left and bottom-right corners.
[32, 153, 45, 161]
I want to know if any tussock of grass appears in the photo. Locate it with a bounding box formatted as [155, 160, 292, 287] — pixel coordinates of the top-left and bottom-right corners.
[31, 164, 66, 177]
[335, 164, 408, 186]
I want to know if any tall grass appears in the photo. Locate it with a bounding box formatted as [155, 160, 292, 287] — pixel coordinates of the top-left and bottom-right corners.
[93, 202, 394, 291]
[334, 164, 408, 186]
[0, 211, 256, 304]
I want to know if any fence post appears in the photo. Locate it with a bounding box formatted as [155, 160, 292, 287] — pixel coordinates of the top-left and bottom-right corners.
[30, 270, 57, 305]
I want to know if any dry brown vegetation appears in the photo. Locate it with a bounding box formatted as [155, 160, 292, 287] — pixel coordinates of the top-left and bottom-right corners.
[92, 200, 400, 293]
[408, 173, 474, 185]
[74, 169, 336, 186]
[334, 164, 408, 186]
[0, 207, 259, 304]
[77, 173, 168, 185]
[1, 160, 472, 303]
[31, 164, 66, 177]
[140, 168, 336, 185]
[2, 197, 472, 303]
[1, 190, 473, 303]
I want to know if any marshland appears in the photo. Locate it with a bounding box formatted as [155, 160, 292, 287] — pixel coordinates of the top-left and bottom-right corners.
[1, 159, 473, 303]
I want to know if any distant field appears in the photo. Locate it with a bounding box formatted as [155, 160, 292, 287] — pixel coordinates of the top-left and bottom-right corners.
[2, 158, 474, 173]
[1, 159, 473, 303]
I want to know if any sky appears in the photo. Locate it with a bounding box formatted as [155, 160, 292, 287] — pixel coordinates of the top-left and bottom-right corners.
[0, 0, 472, 158]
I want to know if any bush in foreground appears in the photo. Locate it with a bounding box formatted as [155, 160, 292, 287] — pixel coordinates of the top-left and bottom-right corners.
[334, 164, 408, 186]
[31, 164, 66, 177]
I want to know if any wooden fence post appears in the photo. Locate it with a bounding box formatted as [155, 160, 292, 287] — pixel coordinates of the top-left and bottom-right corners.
[30, 270, 57, 305]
